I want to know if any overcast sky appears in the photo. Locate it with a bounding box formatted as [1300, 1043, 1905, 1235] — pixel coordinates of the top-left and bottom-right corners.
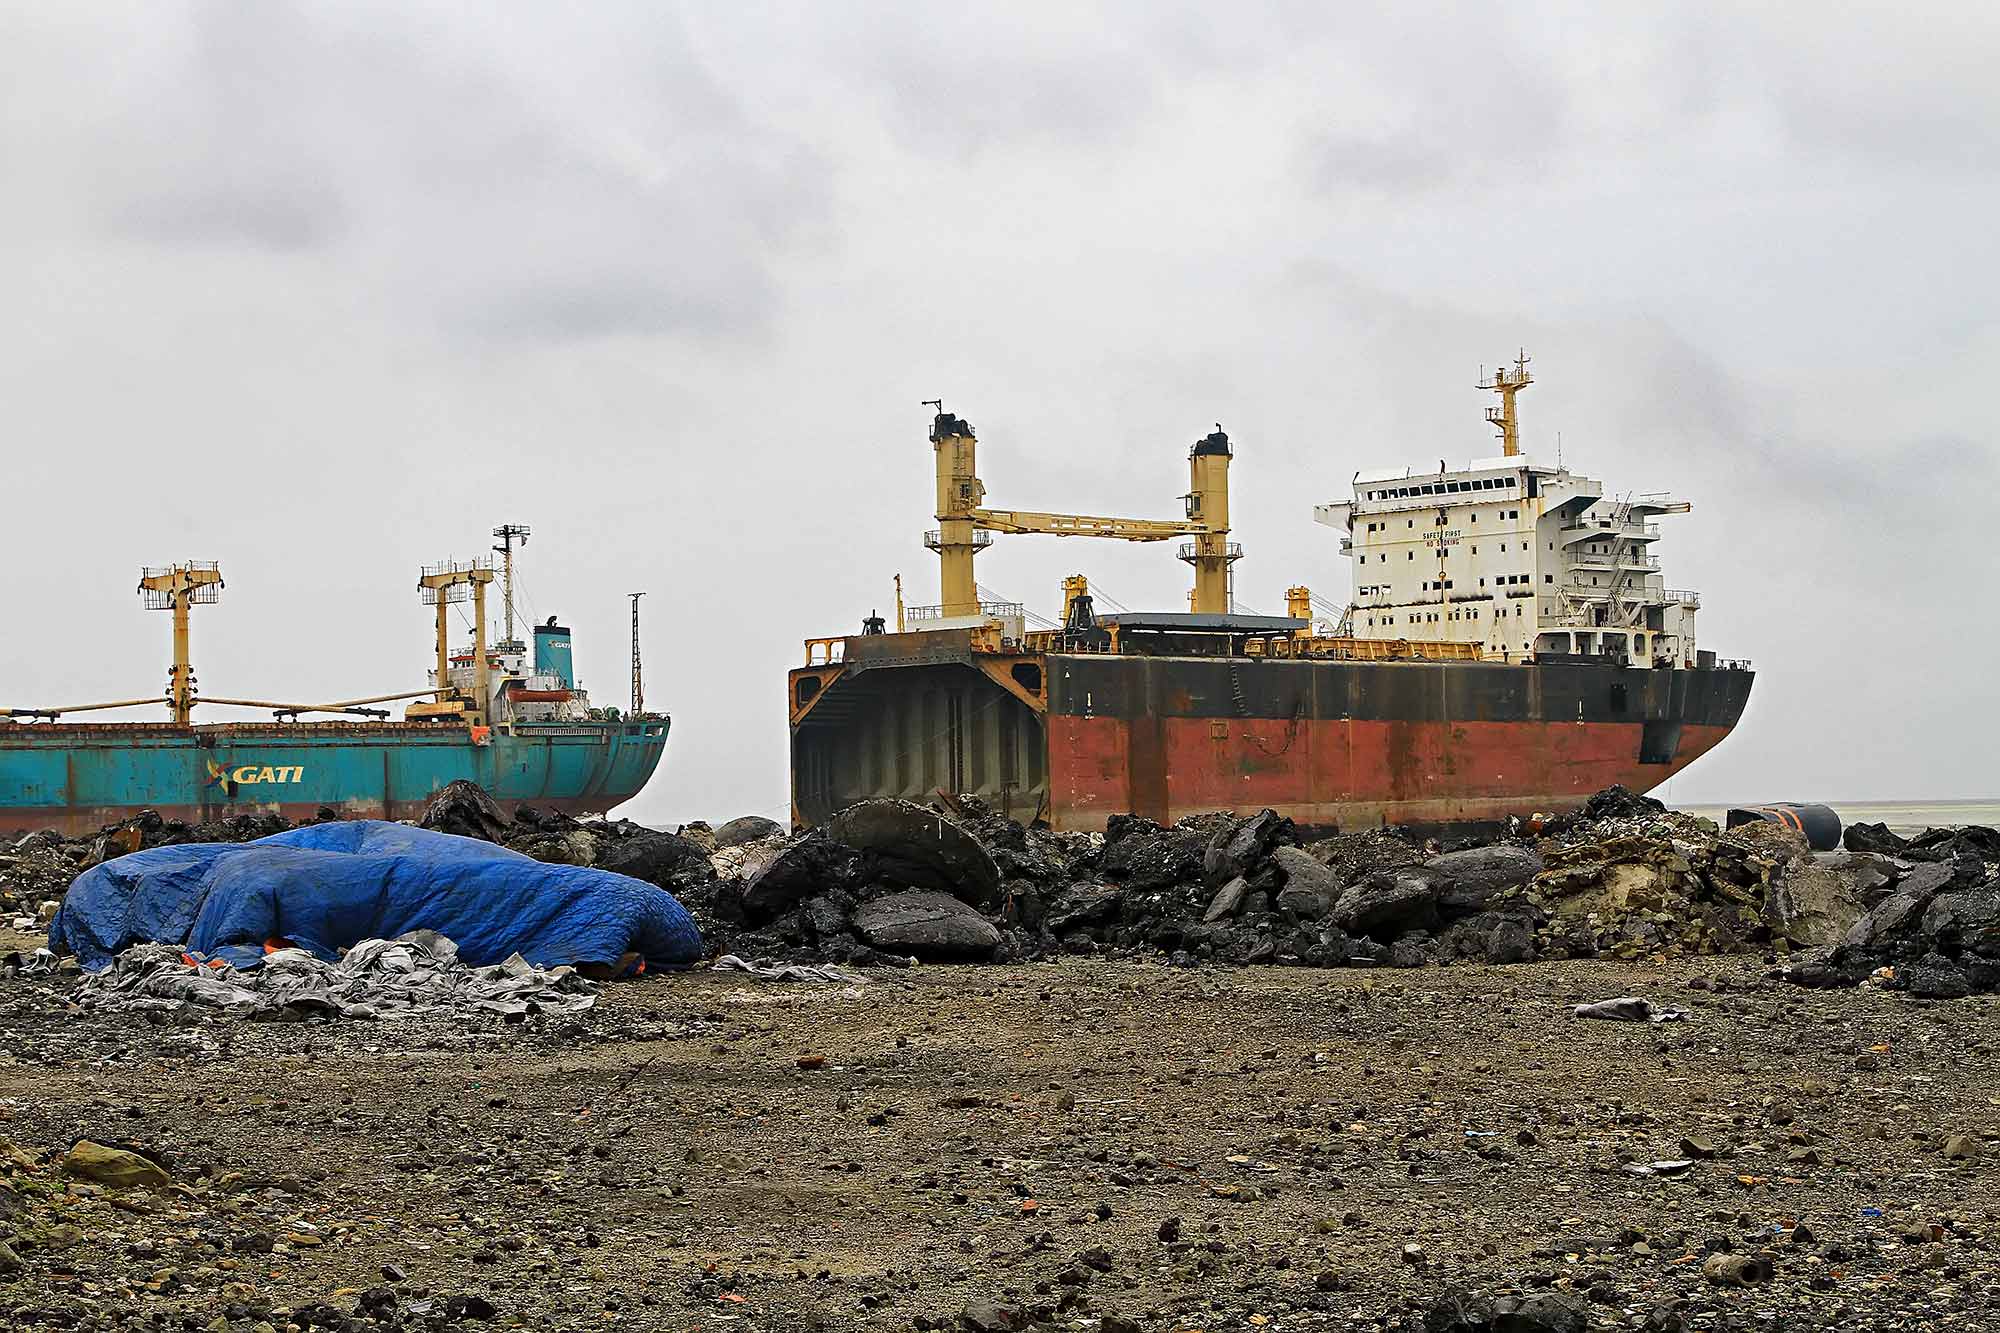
[3, 2, 1994, 824]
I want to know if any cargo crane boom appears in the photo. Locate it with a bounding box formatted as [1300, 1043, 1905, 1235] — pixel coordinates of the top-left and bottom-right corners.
[925, 408, 1241, 619]
[963, 508, 1197, 541]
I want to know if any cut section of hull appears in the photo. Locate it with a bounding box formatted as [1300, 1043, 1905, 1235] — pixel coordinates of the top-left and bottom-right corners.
[789, 644, 1752, 833]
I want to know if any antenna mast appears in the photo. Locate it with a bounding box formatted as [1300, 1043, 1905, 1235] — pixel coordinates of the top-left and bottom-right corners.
[491, 524, 531, 646]
[1477, 350, 1533, 456]
[137, 561, 224, 725]
[628, 591, 646, 717]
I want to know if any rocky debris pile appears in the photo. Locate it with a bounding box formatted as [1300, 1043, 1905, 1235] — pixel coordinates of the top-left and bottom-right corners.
[1783, 823, 2000, 997]
[74, 931, 600, 1021]
[464, 787, 1974, 982]
[15, 781, 1998, 994]
[1522, 813, 1870, 960]
[0, 832, 70, 928]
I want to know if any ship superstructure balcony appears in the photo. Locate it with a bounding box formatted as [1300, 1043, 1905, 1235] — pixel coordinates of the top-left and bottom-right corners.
[1565, 581, 1651, 602]
[1570, 551, 1660, 572]
[1561, 518, 1662, 546]
[1627, 491, 1690, 516]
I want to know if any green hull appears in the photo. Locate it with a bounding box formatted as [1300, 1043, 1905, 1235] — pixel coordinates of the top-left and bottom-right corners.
[0, 718, 668, 835]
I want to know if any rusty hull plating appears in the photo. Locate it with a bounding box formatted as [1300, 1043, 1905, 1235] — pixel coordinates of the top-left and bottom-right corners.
[789, 626, 1752, 833]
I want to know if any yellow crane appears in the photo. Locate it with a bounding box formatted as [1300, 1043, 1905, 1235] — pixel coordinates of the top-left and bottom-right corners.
[925, 408, 1241, 617]
[7, 550, 508, 724]
[137, 562, 225, 725]
[409, 558, 495, 726]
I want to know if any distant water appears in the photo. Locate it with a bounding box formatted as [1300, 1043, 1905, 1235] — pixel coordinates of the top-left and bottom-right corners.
[1678, 799, 2000, 836]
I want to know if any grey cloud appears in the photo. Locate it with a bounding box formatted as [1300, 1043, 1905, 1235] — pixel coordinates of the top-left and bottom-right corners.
[95, 4, 352, 251]
[78, 2, 829, 343]
[464, 268, 759, 343]
[112, 179, 344, 252]
[1305, 135, 1462, 194]
[1745, 12, 2000, 172]
[809, 6, 1180, 159]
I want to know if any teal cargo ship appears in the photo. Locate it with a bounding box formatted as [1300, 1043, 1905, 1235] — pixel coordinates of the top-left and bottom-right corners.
[0, 718, 668, 836]
[0, 533, 668, 836]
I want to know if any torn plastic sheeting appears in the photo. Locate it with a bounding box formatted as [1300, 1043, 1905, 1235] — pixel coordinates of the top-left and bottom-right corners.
[712, 953, 868, 985]
[74, 930, 598, 1021]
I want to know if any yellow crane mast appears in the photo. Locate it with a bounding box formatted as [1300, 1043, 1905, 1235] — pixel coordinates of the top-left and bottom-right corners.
[137, 562, 224, 725]
[1478, 351, 1534, 456]
[925, 408, 1241, 617]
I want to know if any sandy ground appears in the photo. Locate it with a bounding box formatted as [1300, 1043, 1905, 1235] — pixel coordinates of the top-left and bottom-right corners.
[1, 946, 1996, 1332]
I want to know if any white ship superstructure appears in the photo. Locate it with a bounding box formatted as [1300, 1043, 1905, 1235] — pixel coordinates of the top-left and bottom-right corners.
[1313, 354, 1702, 668]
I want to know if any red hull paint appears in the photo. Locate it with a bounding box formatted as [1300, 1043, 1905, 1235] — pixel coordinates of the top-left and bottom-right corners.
[1047, 716, 1735, 831]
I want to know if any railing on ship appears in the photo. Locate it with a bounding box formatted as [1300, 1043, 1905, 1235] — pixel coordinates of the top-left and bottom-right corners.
[1249, 636, 1482, 661]
[904, 599, 1023, 624]
[1018, 629, 1482, 662]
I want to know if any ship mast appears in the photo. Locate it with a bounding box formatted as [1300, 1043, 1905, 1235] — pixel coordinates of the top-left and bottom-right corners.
[1478, 351, 1533, 456]
[137, 562, 224, 725]
[628, 591, 645, 717]
[491, 523, 531, 647]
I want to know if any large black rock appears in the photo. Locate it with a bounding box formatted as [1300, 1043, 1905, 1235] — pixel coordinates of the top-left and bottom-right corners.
[1099, 821, 1207, 894]
[851, 891, 1001, 960]
[1841, 862, 1954, 954]
[595, 831, 715, 892]
[1201, 809, 1294, 888]
[1271, 847, 1340, 920]
[1202, 876, 1249, 923]
[741, 836, 863, 924]
[1843, 821, 1908, 855]
[1902, 824, 2000, 864]
[417, 780, 509, 843]
[1919, 887, 2000, 957]
[825, 800, 1001, 905]
[1581, 785, 1666, 821]
[1046, 883, 1126, 936]
[1900, 952, 1972, 999]
[714, 815, 785, 848]
[1332, 867, 1441, 939]
[1426, 844, 1544, 917]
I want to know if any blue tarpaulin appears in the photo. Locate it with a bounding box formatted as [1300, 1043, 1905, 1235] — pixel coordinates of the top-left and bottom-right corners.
[50, 821, 703, 973]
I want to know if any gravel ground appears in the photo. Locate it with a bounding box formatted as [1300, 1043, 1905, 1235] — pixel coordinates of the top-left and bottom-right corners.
[1, 939, 1995, 1332]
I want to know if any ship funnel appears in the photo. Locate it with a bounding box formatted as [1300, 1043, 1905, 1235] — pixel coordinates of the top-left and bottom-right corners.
[535, 616, 575, 688]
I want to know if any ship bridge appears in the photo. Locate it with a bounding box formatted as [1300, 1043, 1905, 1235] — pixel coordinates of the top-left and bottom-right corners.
[1315, 357, 1708, 670]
